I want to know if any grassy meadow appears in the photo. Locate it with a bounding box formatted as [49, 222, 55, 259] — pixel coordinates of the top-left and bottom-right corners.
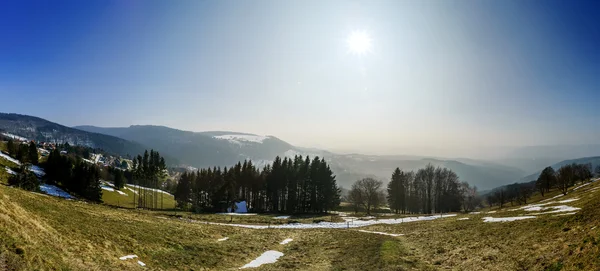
[1, 148, 600, 270]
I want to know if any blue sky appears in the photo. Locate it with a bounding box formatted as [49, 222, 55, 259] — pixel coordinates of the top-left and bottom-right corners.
[1, 0, 598, 157]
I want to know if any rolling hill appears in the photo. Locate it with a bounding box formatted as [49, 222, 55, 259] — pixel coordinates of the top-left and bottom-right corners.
[75, 125, 527, 190]
[0, 113, 151, 158]
[0, 113, 527, 189]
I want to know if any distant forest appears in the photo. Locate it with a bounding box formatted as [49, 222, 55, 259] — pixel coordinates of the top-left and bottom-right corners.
[174, 155, 341, 213]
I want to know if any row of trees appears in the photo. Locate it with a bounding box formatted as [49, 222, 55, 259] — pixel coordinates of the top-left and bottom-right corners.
[488, 163, 596, 207]
[174, 155, 341, 213]
[348, 164, 479, 215]
[486, 183, 534, 207]
[6, 140, 38, 165]
[44, 148, 102, 202]
[130, 150, 168, 209]
[8, 164, 40, 191]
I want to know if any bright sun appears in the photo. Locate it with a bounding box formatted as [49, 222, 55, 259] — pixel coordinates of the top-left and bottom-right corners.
[347, 30, 372, 55]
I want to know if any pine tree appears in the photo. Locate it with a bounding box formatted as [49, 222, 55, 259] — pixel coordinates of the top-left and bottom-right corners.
[28, 142, 38, 165]
[8, 164, 40, 191]
[114, 170, 125, 189]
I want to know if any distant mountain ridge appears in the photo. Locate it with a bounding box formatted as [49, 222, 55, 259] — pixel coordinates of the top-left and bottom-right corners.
[518, 156, 600, 183]
[0, 113, 532, 189]
[74, 125, 294, 168]
[0, 113, 153, 159]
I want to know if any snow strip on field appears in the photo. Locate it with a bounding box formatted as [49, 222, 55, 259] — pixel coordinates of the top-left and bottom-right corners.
[194, 214, 457, 229]
[39, 184, 74, 199]
[357, 230, 403, 237]
[101, 185, 115, 192]
[119, 255, 138, 260]
[240, 250, 283, 269]
[540, 194, 564, 202]
[279, 238, 293, 245]
[137, 261, 145, 266]
[217, 213, 257, 216]
[274, 216, 290, 219]
[5, 166, 16, 175]
[487, 211, 497, 214]
[573, 178, 597, 191]
[116, 190, 127, 195]
[29, 165, 45, 177]
[457, 217, 470, 220]
[469, 212, 481, 214]
[558, 198, 579, 203]
[482, 216, 536, 222]
[509, 198, 578, 212]
[523, 206, 543, 211]
[126, 184, 172, 195]
[0, 152, 21, 165]
[536, 205, 581, 214]
[218, 237, 229, 242]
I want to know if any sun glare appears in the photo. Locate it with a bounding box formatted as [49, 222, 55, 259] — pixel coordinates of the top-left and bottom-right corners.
[347, 30, 372, 55]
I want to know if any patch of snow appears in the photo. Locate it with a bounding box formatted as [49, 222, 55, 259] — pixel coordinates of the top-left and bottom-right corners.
[1, 132, 27, 141]
[487, 211, 497, 214]
[195, 214, 457, 229]
[126, 184, 172, 196]
[0, 152, 21, 165]
[469, 212, 481, 214]
[119, 255, 138, 260]
[540, 194, 564, 202]
[39, 184, 74, 199]
[82, 158, 94, 164]
[523, 206, 543, 212]
[537, 205, 581, 214]
[457, 217, 470, 220]
[213, 134, 269, 145]
[240, 250, 284, 269]
[279, 238, 293, 245]
[274, 216, 290, 219]
[216, 213, 257, 216]
[101, 185, 115, 192]
[29, 165, 45, 177]
[218, 237, 229, 242]
[482, 216, 536, 222]
[125, 187, 138, 195]
[573, 182, 592, 191]
[558, 198, 579, 203]
[116, 190, 127, 196]
[357, 230, 403, 237]
[137, 261, 145, 267]
[5, 166, 16, 175]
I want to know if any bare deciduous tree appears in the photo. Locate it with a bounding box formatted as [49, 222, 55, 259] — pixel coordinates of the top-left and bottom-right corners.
[349, 178, 385, 215]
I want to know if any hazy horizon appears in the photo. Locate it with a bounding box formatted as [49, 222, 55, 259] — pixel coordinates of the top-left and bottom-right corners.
[2, 1, 599, 158]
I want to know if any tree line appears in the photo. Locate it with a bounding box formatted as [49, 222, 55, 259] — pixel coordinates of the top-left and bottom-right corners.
[44, 148, 103, 202]
[174, 155, 341, 213]
[487, 163, 596, 207]
[130, 150, 168, 209]
[348, 164, 479, 215]
[5, 140, 38, 165]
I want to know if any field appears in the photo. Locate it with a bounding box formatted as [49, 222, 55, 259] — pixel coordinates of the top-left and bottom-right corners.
[101, 184, 177, 210]
[2, 149, 600, 270]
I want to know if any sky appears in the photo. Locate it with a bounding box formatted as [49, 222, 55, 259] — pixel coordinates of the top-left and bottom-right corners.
[1, 0, 599, 158]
